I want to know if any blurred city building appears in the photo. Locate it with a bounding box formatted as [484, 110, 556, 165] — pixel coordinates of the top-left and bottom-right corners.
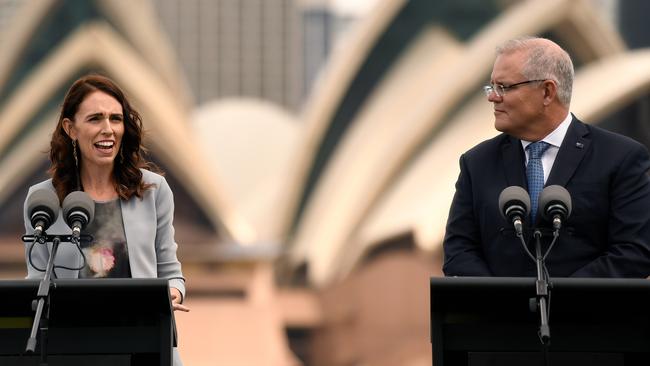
[152, 0, 302, 109]
[0, 0, 649, 365]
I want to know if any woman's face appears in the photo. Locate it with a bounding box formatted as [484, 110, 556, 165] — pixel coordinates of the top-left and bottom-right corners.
[63, 90, 125, 171]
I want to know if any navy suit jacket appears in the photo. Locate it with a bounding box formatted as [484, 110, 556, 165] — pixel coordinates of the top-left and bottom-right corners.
[443, 116, 650, 277]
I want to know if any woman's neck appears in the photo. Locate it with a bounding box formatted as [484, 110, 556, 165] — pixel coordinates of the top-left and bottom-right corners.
[80, 165, 118, 201]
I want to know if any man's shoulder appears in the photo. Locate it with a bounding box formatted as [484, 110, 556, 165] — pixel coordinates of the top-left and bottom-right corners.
[576, 119, 646, 152]
[590, 124, 642, 145]
[464, 133, 511, 157]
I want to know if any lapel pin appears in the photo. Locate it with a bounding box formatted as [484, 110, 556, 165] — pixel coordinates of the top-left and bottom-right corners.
[575, 142, 584, 149]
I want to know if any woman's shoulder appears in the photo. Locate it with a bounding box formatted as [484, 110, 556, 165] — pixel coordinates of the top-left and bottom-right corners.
[138, 169, 174, 205]
[140, 168, 166, 185]
[27, 179, 55, 194]
[140, 168, 172, 197]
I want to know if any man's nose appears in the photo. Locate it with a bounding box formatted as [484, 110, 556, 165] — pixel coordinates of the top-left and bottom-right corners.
[487, 90, 502, 102]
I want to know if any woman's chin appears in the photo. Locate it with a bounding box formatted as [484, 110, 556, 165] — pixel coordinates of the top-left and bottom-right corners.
[85, 157, 117, 169]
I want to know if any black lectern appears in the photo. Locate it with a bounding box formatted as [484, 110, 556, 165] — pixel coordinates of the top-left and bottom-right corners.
[430, 277, 650, 366]
[0, 278, 173, 366]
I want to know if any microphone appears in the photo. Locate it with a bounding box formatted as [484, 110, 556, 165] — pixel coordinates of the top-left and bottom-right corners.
[27, 189, 60, 238]
[62, 191, 95, 239]
[538, 185, 572, 230]
[498, 186, 531, 235]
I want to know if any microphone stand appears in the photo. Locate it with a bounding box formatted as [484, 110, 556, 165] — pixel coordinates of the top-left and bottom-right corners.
[532, 229, 551, 344]
[22, 233, 91, 365]
[25, 235, 62, 365]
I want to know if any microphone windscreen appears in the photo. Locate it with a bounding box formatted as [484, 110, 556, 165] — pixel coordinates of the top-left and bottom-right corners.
[498, 186, 531, 220]
[27, 189, 60, 225]
[538, 185, 572, 219]
[62, 191, 95, 228]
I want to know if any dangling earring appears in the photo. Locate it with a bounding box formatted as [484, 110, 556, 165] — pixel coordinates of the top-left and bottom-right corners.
[72, 140, 79, 169]
[72, 139, 81, 191]
[119, 145, 124, 164]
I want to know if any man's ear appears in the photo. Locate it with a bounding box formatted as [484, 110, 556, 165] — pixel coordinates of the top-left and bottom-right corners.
[62, 118, 76, 139]
[542, 80, 557, 106]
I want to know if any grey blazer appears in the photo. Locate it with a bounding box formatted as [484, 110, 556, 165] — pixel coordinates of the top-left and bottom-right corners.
[23, 169, 186, 299]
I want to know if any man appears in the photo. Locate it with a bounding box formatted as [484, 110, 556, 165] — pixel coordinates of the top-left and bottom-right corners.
[442, 36, 650, 277]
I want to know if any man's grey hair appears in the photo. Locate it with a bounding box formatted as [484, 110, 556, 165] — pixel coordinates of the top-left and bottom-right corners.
[496, 36, 574, 106]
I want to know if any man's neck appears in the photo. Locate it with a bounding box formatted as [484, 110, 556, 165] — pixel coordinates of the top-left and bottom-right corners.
[524, 106, 570, 142]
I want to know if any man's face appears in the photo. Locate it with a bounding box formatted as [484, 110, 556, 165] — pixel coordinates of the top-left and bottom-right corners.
[488, 51, 545, 140]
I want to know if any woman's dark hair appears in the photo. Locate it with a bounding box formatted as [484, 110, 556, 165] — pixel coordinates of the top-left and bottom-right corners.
[49, 73, 159, 202]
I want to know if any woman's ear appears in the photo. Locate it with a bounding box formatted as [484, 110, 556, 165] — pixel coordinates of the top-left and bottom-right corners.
[62, 118, 76, 139]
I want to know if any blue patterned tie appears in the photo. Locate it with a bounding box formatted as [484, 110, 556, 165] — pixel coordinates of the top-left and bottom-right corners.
[526, 141, 550, 223]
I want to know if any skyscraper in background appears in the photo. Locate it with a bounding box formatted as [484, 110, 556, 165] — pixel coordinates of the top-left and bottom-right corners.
[300, 0, 359, 102]
[151, 0, 371, 111]
[0, 0, 22, 42]
[152, 0, 303, 109]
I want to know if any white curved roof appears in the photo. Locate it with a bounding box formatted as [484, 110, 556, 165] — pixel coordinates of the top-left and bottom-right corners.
[193, 98, 300, 240]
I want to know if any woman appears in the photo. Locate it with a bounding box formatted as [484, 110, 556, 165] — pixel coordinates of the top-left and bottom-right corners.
[23, 74, 189, 364]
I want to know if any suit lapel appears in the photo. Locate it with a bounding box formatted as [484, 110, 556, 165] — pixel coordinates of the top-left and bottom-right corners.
[547, 117, 591, 186]
[501, 134, 527, 187]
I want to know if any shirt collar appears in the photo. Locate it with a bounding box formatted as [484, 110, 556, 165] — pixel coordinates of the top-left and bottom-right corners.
[521, 112, 572, 149]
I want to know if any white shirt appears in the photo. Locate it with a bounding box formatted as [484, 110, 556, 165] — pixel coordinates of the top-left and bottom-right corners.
[521, 112, 573, 183]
